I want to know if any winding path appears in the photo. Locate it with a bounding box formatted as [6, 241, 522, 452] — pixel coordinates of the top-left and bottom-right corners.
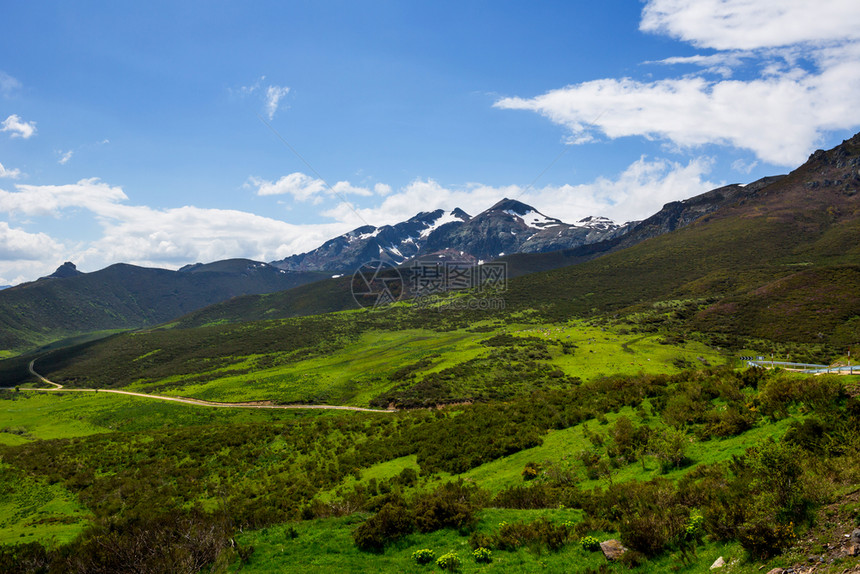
[25, 360, 395, 413]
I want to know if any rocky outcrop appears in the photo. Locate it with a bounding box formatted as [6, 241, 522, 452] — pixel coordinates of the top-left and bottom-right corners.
[599, 539, 627, 561]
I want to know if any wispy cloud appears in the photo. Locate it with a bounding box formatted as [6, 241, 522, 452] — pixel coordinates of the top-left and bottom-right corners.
[264, 85, 290, 119]
[0, 71, 22, 97]
[0, 162, 22, 179]
[234, 76, 291, 119]
[494, 0, 860, 167]
[1, 114, 37, 139]
[58, 150, 74, 165]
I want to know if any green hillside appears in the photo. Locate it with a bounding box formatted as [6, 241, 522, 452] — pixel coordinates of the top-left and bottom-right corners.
[0, 260, 326, 355]
[2, 136, 860, 573]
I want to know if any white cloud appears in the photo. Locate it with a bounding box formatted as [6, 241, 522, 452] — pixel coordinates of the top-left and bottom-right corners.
[265, 85, 290, 119]
[494, 0, 860, 167]
[0, 178, 351, 275]
[76, 204, 345, 269]
[322, 156, 716, 228]
[248, 173, 328, 202]
[374, 183, 393, 196]
[0, 153, 721, 284]
[0, 221, 64, 260]
[0, 178, 128, 217]
[0, 162, 22, 179]
[640, 0, 860, 51]
[330, 180, 373, 197]
[247, 172, 376, 203]
[58, 150, 74, 165]
[234, 77, 291, 119]
[0, 71, 21, 97]
[2, 114, 36, 139]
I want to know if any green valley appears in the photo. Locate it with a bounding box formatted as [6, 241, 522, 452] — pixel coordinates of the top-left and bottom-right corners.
[2, 135, 860, 573]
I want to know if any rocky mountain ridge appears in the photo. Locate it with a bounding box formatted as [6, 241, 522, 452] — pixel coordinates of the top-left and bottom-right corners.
[271, 198, 633, 272]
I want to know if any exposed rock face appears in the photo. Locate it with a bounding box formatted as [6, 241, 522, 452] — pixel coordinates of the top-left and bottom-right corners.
[710, 556, 725, 569]
[44, 261, 84, 279]
[599, 539, 627, 561]
[846, 528, 860, 557]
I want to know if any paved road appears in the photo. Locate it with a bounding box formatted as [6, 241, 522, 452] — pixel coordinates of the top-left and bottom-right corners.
[25, 360, 395, 413]
[747, 359, 858, 374]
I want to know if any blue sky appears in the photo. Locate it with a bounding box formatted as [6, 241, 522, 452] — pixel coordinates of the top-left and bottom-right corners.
[2, 0, 860, 284]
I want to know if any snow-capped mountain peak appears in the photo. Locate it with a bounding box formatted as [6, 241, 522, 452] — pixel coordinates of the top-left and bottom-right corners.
[270, 198, 630, 272]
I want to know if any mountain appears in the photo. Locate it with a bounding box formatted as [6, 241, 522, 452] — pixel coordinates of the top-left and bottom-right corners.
[272, 208, 472, 272]
[172, 133, 860, 343]
[0, 259, 326, 353]
[270, 199, 631, 272]
[166, 182, 771, 329]
[503, 133, 860, 344]
[500, 175, 785, 277]
[44, 261, 84, 279]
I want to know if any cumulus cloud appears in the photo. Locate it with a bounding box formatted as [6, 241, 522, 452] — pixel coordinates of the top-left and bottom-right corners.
[0, 221, 64, 261]
[247, 172, 374, 203]
[0, 152, 722, 284]
[640, 0, 860, 50]
[0, 162, 21, 179]
[247, 173, 328, 202]
[322, 156, 717, 228]
[0, 178, 351, 275]
[494, 0, 860, 167]
[2, 114, 36, 139]
[75, 204, 345, 269]
[0, 178, 128, 217]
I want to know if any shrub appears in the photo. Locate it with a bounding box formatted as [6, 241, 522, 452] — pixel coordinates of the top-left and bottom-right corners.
[495, 518, 569, 552]
[473, 546, 492, 563]
[436, 551, 461, 571]
[414, 480, 483, 533]
[468, 530, 493, 550]
[738, 520, 796, 559]
[648, 427, 691, 473]
[353, 501, 415, 552]
[580, 536, 601, 552]
[522, 461, 542, 481]
[412, 548, 435, 565]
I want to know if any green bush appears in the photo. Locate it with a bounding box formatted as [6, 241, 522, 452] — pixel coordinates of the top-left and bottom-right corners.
[353, 501, 415, 552]
[472, 546, 492, 563]
[414, 480, 483, 533]
[738, 520, 796, 559]
[522, 461, 542, 480]
[411, 548, 435, 565]
[436, 551, 461, 571]
[494, 518, 569, 552]
[580, 535, 601, 552]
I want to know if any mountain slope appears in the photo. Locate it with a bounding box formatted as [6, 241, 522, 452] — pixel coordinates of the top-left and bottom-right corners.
[503, 134, 860, 338]
[183, 134, 860, 337]
[500, 175, 785, 277]
[0, 260, 326, 352]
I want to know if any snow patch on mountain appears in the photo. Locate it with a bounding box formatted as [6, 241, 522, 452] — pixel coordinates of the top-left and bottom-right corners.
[420, 210, 469, 238]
